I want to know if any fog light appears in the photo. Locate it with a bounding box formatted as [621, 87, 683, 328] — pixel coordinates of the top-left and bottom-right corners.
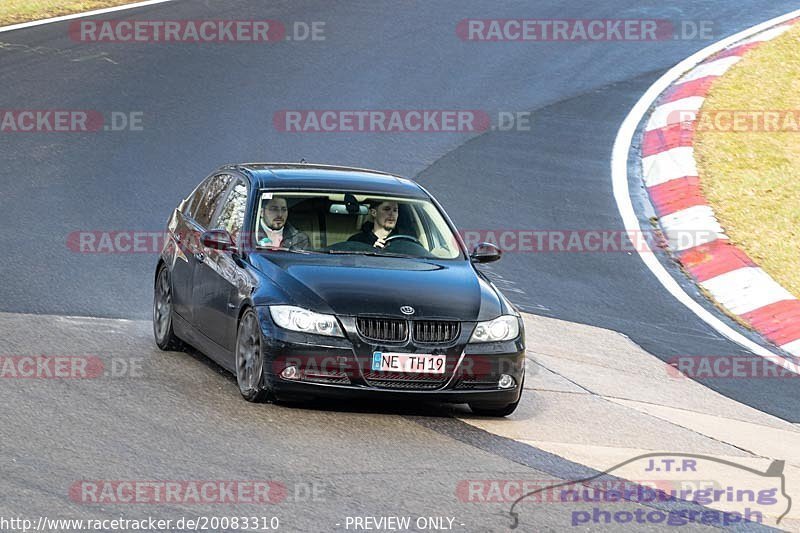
[498, 374, 515, 389]
[281, 365, 300, 380]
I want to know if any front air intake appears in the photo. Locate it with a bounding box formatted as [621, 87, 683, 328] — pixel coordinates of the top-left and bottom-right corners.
[412, 321, 460, 344]
[356, 317, 408, 342]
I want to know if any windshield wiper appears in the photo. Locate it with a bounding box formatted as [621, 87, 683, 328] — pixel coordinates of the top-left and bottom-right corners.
[326, 250, 417, 258]
[259, 247, 321, 255]
[326, 250, 383, 256]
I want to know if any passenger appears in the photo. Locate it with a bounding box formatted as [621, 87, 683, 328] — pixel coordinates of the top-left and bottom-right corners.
[348, 199, 399, 249]
[256, 196, 310, 250]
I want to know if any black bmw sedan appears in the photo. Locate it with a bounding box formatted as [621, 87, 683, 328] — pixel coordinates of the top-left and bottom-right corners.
[153, 163, 525, 416]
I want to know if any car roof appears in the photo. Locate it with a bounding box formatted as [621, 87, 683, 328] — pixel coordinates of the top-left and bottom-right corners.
[225, 163, 428, 198]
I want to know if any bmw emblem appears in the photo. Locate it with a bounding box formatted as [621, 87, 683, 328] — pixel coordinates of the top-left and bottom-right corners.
[400, 306, 415, 315]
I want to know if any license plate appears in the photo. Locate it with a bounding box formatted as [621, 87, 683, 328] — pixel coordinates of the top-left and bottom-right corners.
[371, 352, 446, 374]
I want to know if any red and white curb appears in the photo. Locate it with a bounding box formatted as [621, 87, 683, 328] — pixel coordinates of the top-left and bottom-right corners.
[641, 20, 800, 357]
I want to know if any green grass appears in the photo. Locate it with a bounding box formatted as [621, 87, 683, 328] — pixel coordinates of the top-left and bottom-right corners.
[694, 24, 800, 298]
[0, 0, 136, 26]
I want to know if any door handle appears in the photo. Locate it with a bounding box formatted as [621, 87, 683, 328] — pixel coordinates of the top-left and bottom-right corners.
[194, 252, 205, 262]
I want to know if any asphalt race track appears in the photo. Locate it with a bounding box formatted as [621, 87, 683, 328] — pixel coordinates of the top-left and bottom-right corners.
[1, 1, 799, 531]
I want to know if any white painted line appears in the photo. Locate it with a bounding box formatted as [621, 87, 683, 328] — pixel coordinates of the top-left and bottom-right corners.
[659, 206, 726, 251]
[737, 24, 794, 46]
[679, 56, 742, 83]
[781, 339, 800, 357]
[642, 147, 698, 187]
[702, 268, 796, 316]
[0, 0, 175, 34]
[611, 8, 800, 370]
[645, 96, 706, 131]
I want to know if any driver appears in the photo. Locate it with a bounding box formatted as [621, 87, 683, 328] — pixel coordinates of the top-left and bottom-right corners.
[347, 199, 399, 248]
[256, 196, 310, 250]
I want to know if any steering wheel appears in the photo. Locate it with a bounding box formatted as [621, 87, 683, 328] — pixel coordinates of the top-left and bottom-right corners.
[384, 234, 423, 246]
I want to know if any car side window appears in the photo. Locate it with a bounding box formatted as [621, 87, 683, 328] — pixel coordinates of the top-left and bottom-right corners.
[181, 181, 206, 220]
[194, 174, 233, 228]
[214, 178, 248, 242]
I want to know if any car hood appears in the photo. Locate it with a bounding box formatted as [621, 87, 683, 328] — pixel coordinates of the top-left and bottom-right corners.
[248, 253, 503, 321]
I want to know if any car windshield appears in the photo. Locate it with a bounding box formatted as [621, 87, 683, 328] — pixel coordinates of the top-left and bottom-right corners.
[252, 191, 463, 259]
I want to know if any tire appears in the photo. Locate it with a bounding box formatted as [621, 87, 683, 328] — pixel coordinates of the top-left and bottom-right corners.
[235, 308, 273, 403]
[153, 264, 185, 351]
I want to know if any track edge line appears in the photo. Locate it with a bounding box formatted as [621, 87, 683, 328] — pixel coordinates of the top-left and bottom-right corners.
[0, 0, 177, 34]
[610, 9, 800, 374]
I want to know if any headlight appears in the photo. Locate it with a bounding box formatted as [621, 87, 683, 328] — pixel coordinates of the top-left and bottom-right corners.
[469, 315, 520, 343]
[269, 306, 344, 337]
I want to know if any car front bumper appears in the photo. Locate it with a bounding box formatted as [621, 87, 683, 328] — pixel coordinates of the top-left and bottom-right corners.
[269, 376, 524, 405]
[256, 307, 526, 405]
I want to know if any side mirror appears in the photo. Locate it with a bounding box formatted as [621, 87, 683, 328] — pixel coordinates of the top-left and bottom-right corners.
[201, 229, 236, 252]
[470, 242, 502, 263]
